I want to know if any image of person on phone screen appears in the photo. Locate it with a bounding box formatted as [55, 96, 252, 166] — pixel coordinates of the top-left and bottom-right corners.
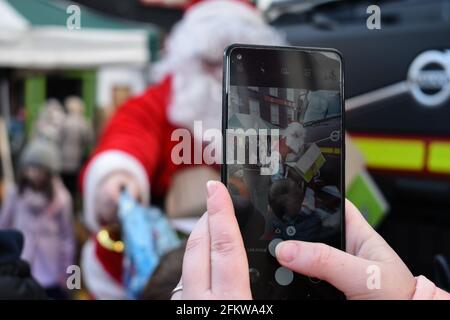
[265, 179, 322, 242]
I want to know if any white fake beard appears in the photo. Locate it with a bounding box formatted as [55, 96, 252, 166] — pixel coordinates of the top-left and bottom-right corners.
[168, 62, 222, 142]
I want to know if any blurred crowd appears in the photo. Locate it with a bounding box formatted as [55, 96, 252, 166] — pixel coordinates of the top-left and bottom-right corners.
[0, 96, 92, 299]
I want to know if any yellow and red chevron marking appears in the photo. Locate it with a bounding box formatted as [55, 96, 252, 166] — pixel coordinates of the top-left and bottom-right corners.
[350, 133, 450, 178]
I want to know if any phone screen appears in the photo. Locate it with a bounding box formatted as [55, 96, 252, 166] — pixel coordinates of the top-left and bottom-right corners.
[222, 45, 345, 300]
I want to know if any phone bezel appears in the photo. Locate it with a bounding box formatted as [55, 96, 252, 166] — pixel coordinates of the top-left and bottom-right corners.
[221, 43, 346, 259]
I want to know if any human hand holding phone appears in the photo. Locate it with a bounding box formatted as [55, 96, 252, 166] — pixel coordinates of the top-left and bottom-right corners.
[172, 180, 252, 300]
[276, 199, 417, 299]
[222, 45, 346, 299]
[174, 181, 420, 300]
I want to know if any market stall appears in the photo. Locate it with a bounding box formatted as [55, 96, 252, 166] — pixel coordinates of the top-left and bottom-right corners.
[0, 0, 160, 132]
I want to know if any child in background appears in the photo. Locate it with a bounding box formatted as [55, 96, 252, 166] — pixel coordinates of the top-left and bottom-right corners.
[0, 138, 75, 299]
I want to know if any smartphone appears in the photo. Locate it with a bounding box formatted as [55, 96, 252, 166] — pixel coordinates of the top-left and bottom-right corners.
[221, 44, 345, 300]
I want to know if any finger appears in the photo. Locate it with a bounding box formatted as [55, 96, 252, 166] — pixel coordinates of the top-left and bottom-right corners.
[206, 181, 250, 297]
[182, 213, 210, 297]
[276, 240, 375, 295]
[126, 179, 142, 202]
[344, 199, 387, 255]
[107, 173, 140, 202]
[171, 291, 182, 300]
[345, 199, 373, 235]
[171, 279, 183, 300]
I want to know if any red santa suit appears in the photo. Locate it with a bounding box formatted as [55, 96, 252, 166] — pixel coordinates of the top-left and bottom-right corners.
[80, 77, 184, 299]
[80, 0, 285, 299]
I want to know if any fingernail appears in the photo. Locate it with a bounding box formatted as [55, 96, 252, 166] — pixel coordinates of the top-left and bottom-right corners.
[276, 242, 297, 263]
[206, 180, 219, 198]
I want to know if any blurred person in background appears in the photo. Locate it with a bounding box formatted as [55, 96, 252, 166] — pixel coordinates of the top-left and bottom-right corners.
[0, 230, 47, 300]
[60, 96, 94, 201]
[79, 0, 284, 299]
[8, 108, 26, 172]
[0, 138, 75, 299]
[32, 99, 66, 144]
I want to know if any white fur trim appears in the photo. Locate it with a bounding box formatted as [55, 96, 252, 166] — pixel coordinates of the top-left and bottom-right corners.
[83, 150, 150, 232]
[81, 239, 127, 300]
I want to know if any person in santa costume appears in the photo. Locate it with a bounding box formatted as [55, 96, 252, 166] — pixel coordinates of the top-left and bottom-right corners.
[80, 0, 285, 299]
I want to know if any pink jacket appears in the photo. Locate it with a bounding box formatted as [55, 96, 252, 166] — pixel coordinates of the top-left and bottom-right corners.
[0, 179, 74, 288]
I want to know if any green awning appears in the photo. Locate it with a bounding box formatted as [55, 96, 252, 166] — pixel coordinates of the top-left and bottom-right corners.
[8, 0, 139, 29]
[0, 0, 161, 67]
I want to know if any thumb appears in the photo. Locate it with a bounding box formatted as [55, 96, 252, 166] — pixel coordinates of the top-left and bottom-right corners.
[206, 181, 250, 296]
[275, 240, 375, 296]
[206, 180, 235, 217]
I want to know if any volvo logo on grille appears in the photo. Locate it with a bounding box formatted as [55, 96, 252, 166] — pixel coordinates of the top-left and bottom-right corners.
[408, 50, 450, 108]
